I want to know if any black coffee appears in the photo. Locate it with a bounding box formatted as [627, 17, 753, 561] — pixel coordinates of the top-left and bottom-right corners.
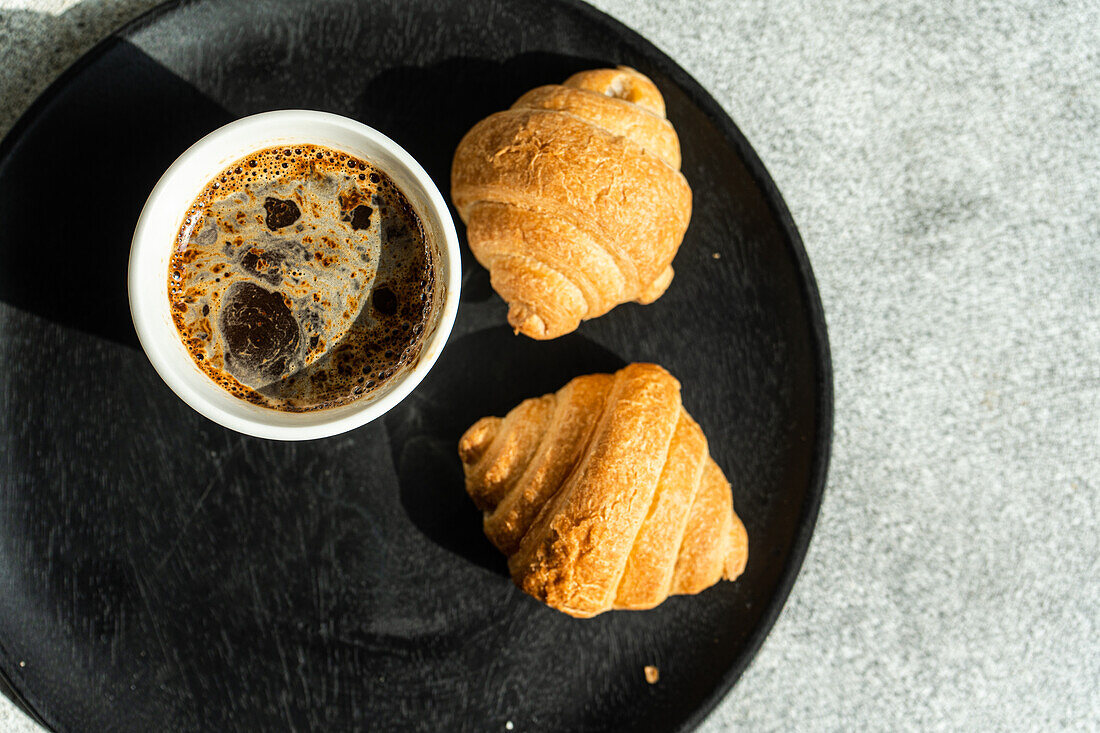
[168, 144, 439, 412]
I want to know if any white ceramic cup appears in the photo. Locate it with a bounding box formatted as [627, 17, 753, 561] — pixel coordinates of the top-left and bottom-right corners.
[128, 110, 461, 441]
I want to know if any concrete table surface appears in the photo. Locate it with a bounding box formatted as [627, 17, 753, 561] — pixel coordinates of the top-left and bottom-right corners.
[1, 0, 1097, 730]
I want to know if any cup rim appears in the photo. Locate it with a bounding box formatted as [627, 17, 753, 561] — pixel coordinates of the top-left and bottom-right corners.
[128, 110, 461, 441]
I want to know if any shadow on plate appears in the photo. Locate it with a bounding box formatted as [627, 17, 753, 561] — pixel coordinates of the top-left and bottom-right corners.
[0, 39, 233, 348]
[383, 325, 625, 575]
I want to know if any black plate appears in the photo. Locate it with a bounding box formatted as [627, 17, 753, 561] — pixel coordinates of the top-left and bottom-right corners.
[0, 0, 831, 730]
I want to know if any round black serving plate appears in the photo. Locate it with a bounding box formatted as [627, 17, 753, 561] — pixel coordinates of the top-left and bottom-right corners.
[0, 0, 831, 730]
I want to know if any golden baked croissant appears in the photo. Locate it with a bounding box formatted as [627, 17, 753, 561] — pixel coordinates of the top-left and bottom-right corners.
[457, 364, 747, 617]
[451, 67, 693, 340]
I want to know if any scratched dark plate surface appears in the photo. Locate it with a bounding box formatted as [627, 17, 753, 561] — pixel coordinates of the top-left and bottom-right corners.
[0, 0, 831, 730]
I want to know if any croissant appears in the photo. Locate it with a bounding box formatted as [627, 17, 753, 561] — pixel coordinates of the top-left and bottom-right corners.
[451, 67, 693, 340]
[457, 364, 747, 618]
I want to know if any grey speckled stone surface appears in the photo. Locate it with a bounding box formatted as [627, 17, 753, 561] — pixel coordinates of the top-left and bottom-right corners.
[1, 0, 1098, 730]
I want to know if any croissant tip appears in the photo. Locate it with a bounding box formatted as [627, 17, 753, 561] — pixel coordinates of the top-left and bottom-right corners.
[458, 416, 501, 465]
[508, 305, 552, 340]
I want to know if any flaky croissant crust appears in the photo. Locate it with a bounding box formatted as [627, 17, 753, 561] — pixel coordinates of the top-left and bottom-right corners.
[451, 67, 693, 340]
[458, 364, 748, 618]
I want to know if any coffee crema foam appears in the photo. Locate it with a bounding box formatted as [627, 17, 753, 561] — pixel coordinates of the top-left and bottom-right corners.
[168, 144, 439, 412]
